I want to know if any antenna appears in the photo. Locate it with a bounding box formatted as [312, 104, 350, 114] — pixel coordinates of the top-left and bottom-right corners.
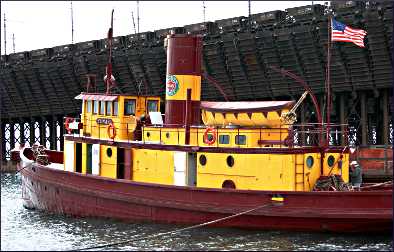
[3, 13, 6, 55]
[12, 33, 15, 53]
[203, 1, 206, 24]
[248, 0, 251, 30]
[131, 11, 137, 35]
[137, 1, 140, 34]
[71, 1, 74, 44]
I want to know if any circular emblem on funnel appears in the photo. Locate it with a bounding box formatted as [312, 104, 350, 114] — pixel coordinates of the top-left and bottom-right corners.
[166, 75, 180, 96]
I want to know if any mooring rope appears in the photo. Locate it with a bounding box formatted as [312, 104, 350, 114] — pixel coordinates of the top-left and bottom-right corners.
[71, 202, 272, 251]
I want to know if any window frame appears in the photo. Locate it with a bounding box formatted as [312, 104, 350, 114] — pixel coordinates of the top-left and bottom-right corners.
[235, 135, 247, 145]
[124, 99, 136, 116]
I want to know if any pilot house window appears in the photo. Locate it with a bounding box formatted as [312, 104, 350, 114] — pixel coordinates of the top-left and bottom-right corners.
[147, 100, 158, 112]
[124, 99, 136, 115]
[106, 101, 112, 116]
[113, 101, 118, 116]
[87, 100, 92, 113]
[100, 101, 105, 115]
[93, 100, 99, 114]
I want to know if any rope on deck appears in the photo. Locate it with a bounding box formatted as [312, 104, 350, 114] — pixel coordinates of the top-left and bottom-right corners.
[71, 202, 272, 251]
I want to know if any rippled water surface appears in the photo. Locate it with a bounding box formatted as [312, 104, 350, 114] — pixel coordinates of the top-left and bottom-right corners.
[1, 173, 392, 251]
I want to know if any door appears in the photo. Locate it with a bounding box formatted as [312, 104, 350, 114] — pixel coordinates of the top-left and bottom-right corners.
[64, 141, 75, 172]
[86, 144, 92, 174]
[92, 144, 100, 175]
[187, 153, 197, 186]
[75, 143, 82, 173]
[174, 151, 187, 186]
[117, 148, 125, 179]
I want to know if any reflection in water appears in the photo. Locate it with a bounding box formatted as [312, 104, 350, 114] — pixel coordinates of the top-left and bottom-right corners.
[1, 173, 392, 251]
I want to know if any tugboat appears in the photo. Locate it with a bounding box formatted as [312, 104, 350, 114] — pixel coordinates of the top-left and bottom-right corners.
[15, 11, 392, 233]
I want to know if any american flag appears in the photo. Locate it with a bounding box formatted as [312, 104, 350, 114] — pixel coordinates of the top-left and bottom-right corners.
[331, 18, 367, 48]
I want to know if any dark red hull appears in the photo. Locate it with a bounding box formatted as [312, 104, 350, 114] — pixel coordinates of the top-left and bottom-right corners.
[20, 160, 392, 233]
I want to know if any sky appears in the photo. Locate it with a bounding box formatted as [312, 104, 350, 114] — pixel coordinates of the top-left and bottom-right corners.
[0, 1, 326, 54]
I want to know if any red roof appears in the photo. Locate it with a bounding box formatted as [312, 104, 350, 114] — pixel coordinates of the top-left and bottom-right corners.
[74, 93, 118, 101]
[200, 101, 295, 113]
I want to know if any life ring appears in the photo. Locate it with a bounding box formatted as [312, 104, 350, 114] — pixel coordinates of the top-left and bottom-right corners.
[64, 117, 73, 134]
[203, 127, 216, 145]
[107, 122, 116, 140]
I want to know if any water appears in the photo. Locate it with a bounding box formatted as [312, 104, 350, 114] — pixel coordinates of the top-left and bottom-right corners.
[1, 173, 392, 251]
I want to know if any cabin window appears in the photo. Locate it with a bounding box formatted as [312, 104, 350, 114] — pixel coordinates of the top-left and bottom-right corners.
[306, 156, 314, 168]
[113, 101, 118, 116]
[124, 99, 136, 115]
[327, 155, 335, 167]
[235, 135, 246, 145]
[106, 101, 112, 116]
[219, 135, 230, 144]
[199, 155, 207, 166]
[226, 155, 234, 167]
[106, 148, 112, 157]
[93, 100, 99, 114]
[100, 101, 105, 115]
[87, 100, 92, 113]
[147, 100, 158, 112]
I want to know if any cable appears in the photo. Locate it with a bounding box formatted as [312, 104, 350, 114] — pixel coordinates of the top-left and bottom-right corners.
[70, 202, 272, 251]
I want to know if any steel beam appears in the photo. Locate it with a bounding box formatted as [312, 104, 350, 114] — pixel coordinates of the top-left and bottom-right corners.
[39, 118, 46, 146]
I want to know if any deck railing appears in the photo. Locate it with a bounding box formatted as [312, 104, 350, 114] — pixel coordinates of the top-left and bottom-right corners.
[63, 117, 349, 148]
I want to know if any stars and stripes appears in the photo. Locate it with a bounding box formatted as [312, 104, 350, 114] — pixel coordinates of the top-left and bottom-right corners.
[331, 18, 367, 48]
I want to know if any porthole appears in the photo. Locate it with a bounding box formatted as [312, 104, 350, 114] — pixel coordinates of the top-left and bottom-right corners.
[166, 132, 170, 138]
[222, 180, 236, 189]
[106, 148, 112, 158]
[327, 155, 335, 167]
[199, 155, 207, 166]
[147, 132, 151, 137]
[226, 155, 234, 167]
[306, 156, 314, 169]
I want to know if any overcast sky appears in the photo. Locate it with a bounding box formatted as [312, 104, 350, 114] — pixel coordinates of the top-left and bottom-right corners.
[1, 1, 326, 54]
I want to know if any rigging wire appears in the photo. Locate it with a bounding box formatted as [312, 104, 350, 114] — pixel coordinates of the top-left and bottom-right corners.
[70, 202, 272, 251]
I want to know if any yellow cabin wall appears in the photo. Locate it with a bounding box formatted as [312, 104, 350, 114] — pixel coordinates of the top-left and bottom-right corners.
[100, 145, 117, 179]
[322, 152, 349, 183]
[81, 95, 160, 141]
[196, 153, 296, 191]
[132, 149, 174, 185]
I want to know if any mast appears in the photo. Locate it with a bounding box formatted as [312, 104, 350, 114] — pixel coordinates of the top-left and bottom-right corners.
[203, 1, 206, 24]
[3, 13, 6, 56]
[12, 33, 15, 53]
[71, 1, 74, 44]
[326, 13, 332, 147]
[137, 1, 140, 34]
[105, 9, 114, 95]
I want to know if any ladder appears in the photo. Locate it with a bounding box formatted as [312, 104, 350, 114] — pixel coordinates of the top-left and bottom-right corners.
[295, 154, 304, 191]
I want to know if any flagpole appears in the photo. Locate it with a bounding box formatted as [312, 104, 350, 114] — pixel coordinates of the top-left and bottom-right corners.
[326, 14, 332, 147]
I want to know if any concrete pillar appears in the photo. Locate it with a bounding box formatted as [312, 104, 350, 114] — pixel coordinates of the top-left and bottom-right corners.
[1, 122, 6, 161]
[20, 121, 25, 145]
[382, 89, 389, 145]
[360, 92, 367, 146]
[50, 117, 57, 150]
[59, 116, 64, 151]
[9, 122, 15, 150]
[39, 118, 46, 146]
[29, 119, 35, 146]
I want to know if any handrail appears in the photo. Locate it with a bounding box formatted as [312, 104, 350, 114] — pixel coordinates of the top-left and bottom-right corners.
[63, 117, 350, 148]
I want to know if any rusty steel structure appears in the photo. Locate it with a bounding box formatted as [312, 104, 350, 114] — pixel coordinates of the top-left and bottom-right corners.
[0, 2, 393, 162]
